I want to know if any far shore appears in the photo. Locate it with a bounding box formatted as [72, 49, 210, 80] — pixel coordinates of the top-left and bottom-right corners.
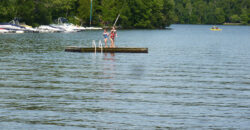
[223, 23, 249, 26]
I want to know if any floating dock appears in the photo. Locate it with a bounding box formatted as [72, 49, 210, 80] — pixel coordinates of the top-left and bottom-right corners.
[65, 46, 148, 53]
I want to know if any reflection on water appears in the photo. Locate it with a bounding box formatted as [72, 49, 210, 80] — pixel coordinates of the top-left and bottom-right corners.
[103, 53, 116, 80]
[0, 25, 250, 129]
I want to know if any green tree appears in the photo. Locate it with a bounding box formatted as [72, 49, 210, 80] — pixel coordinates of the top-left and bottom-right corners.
[128, 0, 152, 28]
[162, 0, 175, 27]
[215, 8, 225, 24]
[173, 0, 249, 25]
[33, 0, 52, 26]
[240, 9, 248, 24]
[77, 0, 91, 26]
[100, 0, 118, 26]
[16, 0, 35, 25]
[51, 0, 77, 18]
[0, 0, 176, 28]
[192, 0, 207, 24]
[174, 2, 185, 23]
[230, 14, 241, 23]
[0, 0, 16, 22]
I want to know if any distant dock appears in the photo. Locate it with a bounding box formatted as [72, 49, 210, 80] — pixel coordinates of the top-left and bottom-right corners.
[65, 46, 148, 53]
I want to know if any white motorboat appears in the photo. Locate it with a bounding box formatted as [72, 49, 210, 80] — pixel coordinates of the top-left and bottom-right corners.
[50, 17, 86, 32]
[36, 25, 65, 33]
[9, 19, 37, 33]
[15, 30, 25, 33]
[50, 24, 77, 33]
[20, 24, 38, 32]
[0, 23, 25, 30]
[0, 28, 11, 33]
[85, 27, 102, 30]
[64, 23, 86, 31]
[0, 23, 26, 33]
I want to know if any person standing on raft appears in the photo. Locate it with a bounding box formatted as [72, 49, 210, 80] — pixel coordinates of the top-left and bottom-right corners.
[110, 27, 117, 48]
[103, 29, 109, 48]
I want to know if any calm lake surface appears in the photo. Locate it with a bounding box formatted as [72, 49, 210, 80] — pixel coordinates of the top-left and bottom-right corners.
[0, 25, 250, 129]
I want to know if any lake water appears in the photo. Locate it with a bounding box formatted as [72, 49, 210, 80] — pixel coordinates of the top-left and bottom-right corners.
[0, 25, 250, 129]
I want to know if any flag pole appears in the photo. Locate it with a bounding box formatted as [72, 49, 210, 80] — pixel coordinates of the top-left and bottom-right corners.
[90, 0, 93, 27]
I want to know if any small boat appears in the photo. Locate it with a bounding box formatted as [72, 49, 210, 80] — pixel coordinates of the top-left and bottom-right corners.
[210, 28, 222, 31]
[210, 26, 222, 31]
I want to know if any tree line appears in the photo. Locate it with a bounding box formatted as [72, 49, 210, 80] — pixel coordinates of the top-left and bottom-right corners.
[0, 0, 249, 28]
[0, 0, 175, 28]
[173, 0, 250, 25]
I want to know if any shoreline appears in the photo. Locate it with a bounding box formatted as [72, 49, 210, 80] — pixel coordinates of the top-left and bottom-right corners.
[172, 23, 249, 26]
[223, 23, 248, 26]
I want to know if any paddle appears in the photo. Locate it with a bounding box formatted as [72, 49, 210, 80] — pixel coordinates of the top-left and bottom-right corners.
[113, 14, 120, 27]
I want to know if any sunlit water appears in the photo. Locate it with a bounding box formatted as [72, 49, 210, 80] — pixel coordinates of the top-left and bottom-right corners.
[0, 25, 250, 129]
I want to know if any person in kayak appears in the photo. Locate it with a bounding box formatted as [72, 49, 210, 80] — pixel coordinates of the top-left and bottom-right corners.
[103, 29, 109, 48]
[110, 27, 117, 48]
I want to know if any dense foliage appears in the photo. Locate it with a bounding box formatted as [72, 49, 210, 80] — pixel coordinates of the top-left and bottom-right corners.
[0, 0, 249, 28]
[0, 0, 175, 28]
[173, 0, 250, 25]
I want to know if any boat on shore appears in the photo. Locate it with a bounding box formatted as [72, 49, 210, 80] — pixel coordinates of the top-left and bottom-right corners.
[49, 17, 86, 32]
[50, 24, 78, 33]
[36, 25, 65, 33]
[0, 19, 39, 33]
[1, 17, 102, 34]
[0, 23, 25, 33]
[85, 27, 102, 30]
[20, 24, 38, 33]
[8, 19, 38, 33]
[0, 28, 13, 33]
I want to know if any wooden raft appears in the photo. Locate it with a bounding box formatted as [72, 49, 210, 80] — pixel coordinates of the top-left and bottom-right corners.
[65, 46, 148, 53]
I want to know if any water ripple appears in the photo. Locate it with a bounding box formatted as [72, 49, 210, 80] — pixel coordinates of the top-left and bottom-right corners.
[1, 25, 250, 129]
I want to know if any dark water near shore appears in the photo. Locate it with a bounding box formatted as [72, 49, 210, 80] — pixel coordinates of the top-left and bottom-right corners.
[0, 25, 250, 129]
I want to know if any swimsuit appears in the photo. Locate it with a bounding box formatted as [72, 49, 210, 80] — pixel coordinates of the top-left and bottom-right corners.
[110, 30, 116, 40]
[110, 32, 115, 39]
[103, 32, 108, 39]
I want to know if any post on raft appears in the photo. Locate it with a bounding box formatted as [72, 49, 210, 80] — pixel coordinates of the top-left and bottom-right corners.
[92, 40, 96, 54]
